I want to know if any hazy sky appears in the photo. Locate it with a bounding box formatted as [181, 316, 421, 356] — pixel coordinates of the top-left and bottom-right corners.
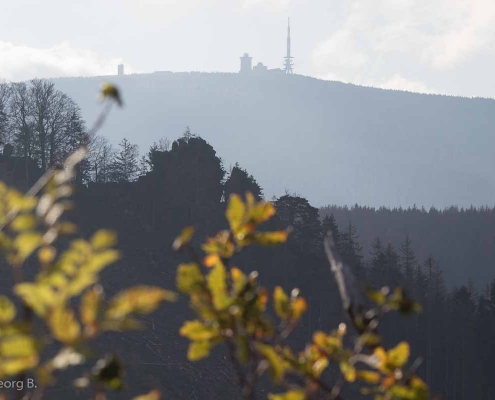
[1, 0, 495, 98]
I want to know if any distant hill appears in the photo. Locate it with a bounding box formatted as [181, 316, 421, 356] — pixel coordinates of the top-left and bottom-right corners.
[52, 72, 495, 208]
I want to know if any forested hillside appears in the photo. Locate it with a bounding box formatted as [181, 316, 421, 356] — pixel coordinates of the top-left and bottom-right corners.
[51, 72, 495, 208]
[1, 79, 494, 399]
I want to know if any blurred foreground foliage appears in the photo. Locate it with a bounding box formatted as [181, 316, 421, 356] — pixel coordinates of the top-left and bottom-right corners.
[0, 85, 174, 400]
[174, 193, 431, 400]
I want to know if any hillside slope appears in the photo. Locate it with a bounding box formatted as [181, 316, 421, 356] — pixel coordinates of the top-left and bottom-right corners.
[52, 72, 495, 208]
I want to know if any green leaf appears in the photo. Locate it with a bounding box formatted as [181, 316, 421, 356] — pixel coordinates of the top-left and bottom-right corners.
[0, 295, 16, 324]
[273, 286, 290, 319]
[268, 390, 306, 400]
[226, 194, 246, 233]
[90, 230, 117, 250]
[179, 320, 218, 341]
[256, 344, 287, 383]
[176, 263, 204, 294]
[207, 262, 231, 310]
[187, 340, 211, 361]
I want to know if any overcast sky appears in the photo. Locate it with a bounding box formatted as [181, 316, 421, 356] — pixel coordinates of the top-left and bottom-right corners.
[1, 0, 494, 98]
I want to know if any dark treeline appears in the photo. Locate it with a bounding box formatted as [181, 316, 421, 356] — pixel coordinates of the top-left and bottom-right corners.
[320, 204, 495, 287]
[0, 82, 494, 398]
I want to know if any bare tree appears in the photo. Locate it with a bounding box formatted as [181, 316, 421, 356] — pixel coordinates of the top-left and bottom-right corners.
[0, 80, 11, 145]
[90, 136, 115, 183]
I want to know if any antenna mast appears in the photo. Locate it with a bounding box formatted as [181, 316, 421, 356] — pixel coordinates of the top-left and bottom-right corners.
[284, 18, 294, 74]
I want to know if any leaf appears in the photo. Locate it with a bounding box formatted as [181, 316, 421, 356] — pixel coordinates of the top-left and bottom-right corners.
[172, 226, 195, 251]
[0, 334, 38, 358]
[81, 286, 103, 331]
[86, 249, 120, 272]
[49, 306, 81, 344]
[207, 262, 231, 310]
[187, 340, 211, 361]
[10, 215, 36, 232]
[13, 232, 42, 263]
[253, 231, 289, 246]
[268, 390, 306, 400]
[133, 390, 161, 400]
[387, 341, 410, 369]
[365, 287, 387, 306]
[226, 194, 246, 233]
[100, 83, 123, 106]
[90, 230, 117, 250]
[273, 286, 290, 319]
[340, 360, 356, 382]
[0, 296, 16, 324]
[38, 246, 57, 264]
[176, 263, 204, 294]
[203, 253, 221, 268]
[291, 297, 307, 320]
[106, 286, 176, 320]
[14, 283, 53, 317]
[256, 344, 287, 383]
[231, 267, 247, 294]
[1, 354, 39, 376]
[356, 370, 381, 384]
[179, 320, 218, 341]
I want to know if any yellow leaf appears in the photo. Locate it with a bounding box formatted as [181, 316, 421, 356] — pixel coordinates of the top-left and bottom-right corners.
[291, 297, 307, 320]
[90, 230, 117, 250]
[14, 283, 53, 317]
[356, 370, 381, 384]
[133, 390, 161, 400]
[179, 320, 218, 341]
[176, 263, 204, 294]
[38, 246, 57, 265]
[365, 287, 387, 306]
[81, 286, 103, 329]
[387, 341, 410, 369]
[207, 262, 231, 310]
[0, 296, 16, 324]
[49, 306, 81, 344]
[2, 354, 38, 376]
[85, 249, 120, 272]
[253, 230, 289, 246]
[106, 286, 177, 320]
[187, 340, 211, 361]
[273, 286, 290, 319]
[0, 334, 38, 358]
[67, 272, 97, 297]
[312, 356, 329, 377]
[172, 226, 195, 251]
[268, 390, 306, 400]
[13, 232, 42, 263]
[58, 222, 78, 234]
[100, 83, 123, 106]
[340, 361, 356, 382]
[10, 215, 36, 232]
[226, 194, 246, 233]
[231, 267, 247, 294]
[256, 344, 287, 383]
[250, 201, 276, 224]
[203, 253, 221, 268]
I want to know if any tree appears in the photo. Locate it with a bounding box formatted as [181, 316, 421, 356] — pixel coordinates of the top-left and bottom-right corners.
[399, 235, 417, 291]
[110, 138, 139, 182]
[274, 194, 322, 256]
[90, 136, 115, 183]
[224, 162, 263, 201]
[340, 221, 365, 278]
[0, 81, 11, 144]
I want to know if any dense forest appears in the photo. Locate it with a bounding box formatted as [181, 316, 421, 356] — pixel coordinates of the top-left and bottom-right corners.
[0, 80, 494, 399]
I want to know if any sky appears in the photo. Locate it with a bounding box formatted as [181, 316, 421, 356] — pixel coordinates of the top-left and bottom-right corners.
[1, 0, 495, 98]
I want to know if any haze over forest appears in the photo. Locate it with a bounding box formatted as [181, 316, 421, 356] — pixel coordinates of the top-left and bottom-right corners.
[52, 72, 495, 208]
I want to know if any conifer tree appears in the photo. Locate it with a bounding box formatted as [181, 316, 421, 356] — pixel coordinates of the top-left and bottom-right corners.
[110, 138, 139, 182]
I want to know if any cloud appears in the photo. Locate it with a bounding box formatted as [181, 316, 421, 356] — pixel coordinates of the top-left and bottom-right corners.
[311, 0, 495, 93]
[370, 74, 438, 94]
[0, 41, 131, 82]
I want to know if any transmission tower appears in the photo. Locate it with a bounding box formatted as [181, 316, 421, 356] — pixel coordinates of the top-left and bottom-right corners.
[284, 18, 294, 74]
